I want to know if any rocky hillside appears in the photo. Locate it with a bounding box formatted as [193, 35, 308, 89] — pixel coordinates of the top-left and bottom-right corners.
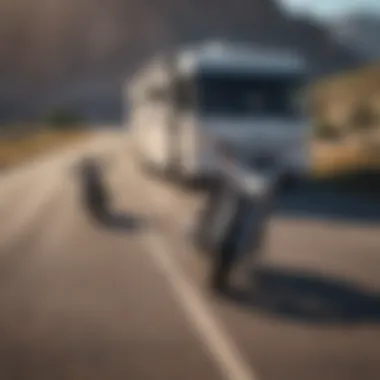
[0, 0, 363, 123]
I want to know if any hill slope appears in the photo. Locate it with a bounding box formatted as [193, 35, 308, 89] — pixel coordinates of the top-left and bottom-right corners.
[0, 0, 363, 123]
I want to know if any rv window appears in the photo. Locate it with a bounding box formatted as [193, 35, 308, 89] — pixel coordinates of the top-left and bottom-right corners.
[196, 72, 303, 118]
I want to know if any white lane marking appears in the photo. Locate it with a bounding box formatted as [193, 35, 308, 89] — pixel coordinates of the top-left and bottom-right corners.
[143, 231, 257, 380]
[125, 164, 259, 380]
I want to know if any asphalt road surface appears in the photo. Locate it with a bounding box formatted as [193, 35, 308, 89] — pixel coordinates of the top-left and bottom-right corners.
[1, 132, 380, 380]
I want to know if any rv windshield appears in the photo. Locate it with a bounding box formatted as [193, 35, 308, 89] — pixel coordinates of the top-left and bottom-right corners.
[196, 71, 304, 118]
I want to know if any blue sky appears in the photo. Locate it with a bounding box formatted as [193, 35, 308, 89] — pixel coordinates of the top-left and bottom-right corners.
[279, 0, 380, 19]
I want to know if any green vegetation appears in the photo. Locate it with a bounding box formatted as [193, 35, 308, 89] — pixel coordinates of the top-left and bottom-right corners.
[349, 104, 377, 132]
[43, 108, 85, 129]
[314, 121, 342, 141]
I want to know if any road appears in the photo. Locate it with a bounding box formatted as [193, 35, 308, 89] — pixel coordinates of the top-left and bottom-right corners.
[0, 132, 380, 380]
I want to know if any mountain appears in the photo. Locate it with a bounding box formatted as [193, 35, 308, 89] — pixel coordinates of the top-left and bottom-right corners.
[0, 0, 363, 123]
[326, 13, 380, 61]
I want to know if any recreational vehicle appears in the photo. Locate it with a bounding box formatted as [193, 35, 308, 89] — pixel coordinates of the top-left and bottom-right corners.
[126, 42, 311, 183]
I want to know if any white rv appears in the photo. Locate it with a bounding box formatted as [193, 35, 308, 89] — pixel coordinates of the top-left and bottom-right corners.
[126, 42, 311, 183]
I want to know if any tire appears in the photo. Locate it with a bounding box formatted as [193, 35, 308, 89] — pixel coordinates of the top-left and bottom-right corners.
[81, 160, 110, 220]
